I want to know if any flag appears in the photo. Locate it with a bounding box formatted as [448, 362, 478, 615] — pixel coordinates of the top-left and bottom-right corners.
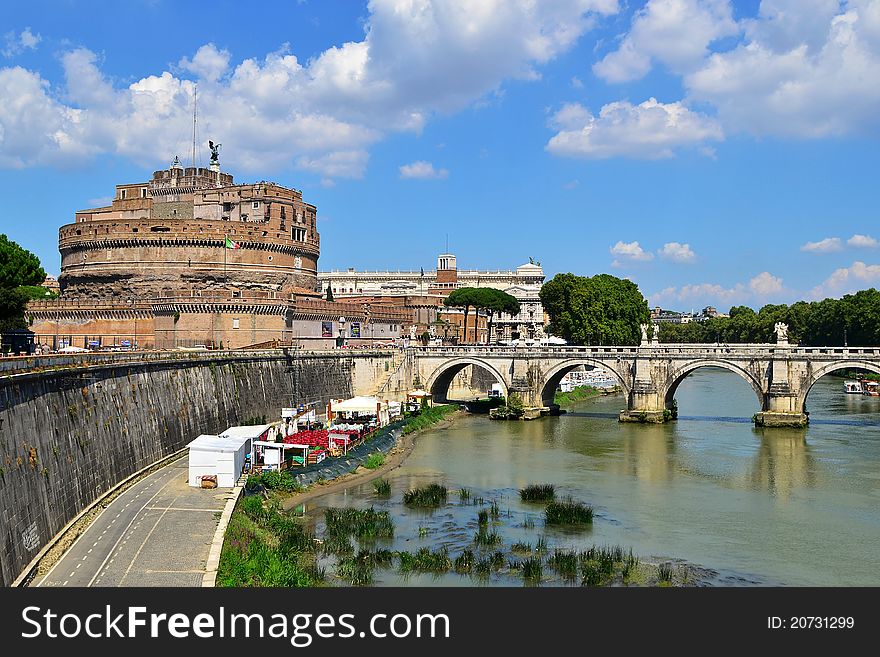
[225, 236, 241, 249]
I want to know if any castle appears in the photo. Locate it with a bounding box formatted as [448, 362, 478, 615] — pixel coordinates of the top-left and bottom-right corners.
[29, 156, 407, 350]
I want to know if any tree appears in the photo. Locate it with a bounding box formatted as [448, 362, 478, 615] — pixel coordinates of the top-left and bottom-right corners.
[480, 288, 520, 343]
[540, 273, 650, 345]
[325, 286, 334, 302]
[0, 235, 46, 332]
[444, 287, 481, 343]
[652, 288, 880, 347]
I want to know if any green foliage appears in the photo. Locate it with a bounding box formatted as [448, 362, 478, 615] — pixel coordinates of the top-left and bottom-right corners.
[658, 289, 880, 346]
[363, 452, 385, 469]
[0, 234, 45, 289]
[473, 528, 501, 547]
[657, 562, 674, 584]
[553, 385, 603, 406]
[372, 478, 391, 496]
[453, 549, 475, 574]
[402, 404, 457, 435]
[324, 507, 394, 541]
[545, 498, 594, 525]
[403, 483, 448, 507]
[540, 273, 650, 345]
[519, 484, 556, 502]
[490, 392, 525, 419]
[247, 470, 302, 493]
[521, 557, 543, 582]
[217, 497, 321, 587]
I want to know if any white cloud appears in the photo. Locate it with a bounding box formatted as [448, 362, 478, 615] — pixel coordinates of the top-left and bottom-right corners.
[610, 240, 654, 263]
[649, 270, 784, 307]
[0, 1, 621, 177]
[570, 76, 584, 88]
[658, 241, 696, 262]
[0, 66, 89, 168]
[649, 282, 746, 306]
[685, 1, 880, 138]
[546, 97, 722, 159]
[848, 233, 878, 248]
[749, 271, 784, 295]
[810, 260, 880, 299]
[297, 150, 370, 179]
[594, 0, 880, 141]
[2, 28, 41, 58]
[594, 0, 738, 83]
[399, 160, 449, 179]
[801, 236, 843, 253]
[178, 43, 231, 82]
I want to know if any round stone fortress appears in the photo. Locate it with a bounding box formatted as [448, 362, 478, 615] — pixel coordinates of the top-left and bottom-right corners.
[58, 159, 320, 299]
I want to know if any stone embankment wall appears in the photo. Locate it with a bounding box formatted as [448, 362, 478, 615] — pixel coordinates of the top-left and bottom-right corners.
[0, 349, 395, 586]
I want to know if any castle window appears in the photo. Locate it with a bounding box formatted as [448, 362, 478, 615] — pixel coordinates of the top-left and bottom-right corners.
[233, 318, 240, 329]
[268, 256, 273, 262]
[241, 214, 248, 222]
[141, 188, 147, 198]
[252, 201, 260, 209]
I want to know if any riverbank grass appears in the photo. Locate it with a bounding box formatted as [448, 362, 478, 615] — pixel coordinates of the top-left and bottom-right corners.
[403, 404, 458, 435]
[324, 507, 394, 541]
[553, 385, 602, 406]
[372, 478, 391, 497]
[403, 483, 448, 507]
[217, 496, 322, 587]
[545, 498, 594, 526]
[520, 484, 555, 502]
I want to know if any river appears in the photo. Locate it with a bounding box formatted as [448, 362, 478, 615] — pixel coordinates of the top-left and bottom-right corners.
[303, 368, 880, 586]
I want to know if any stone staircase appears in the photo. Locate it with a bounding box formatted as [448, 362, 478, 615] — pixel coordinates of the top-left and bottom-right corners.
[374, 350, 410, 398]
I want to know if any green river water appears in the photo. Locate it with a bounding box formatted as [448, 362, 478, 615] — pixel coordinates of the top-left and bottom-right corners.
[303, 368, 880, 586]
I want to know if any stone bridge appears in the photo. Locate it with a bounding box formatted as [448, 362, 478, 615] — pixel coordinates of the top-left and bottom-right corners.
[398, 342, 880, 427]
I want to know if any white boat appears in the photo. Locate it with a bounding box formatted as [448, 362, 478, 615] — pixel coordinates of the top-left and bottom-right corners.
[844, 380, 863, 394]
[864, 380, 880, 397]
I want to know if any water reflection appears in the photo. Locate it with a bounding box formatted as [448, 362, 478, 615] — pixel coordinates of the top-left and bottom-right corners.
[300, 369, 880, 586]
[746, 433, 816, 500]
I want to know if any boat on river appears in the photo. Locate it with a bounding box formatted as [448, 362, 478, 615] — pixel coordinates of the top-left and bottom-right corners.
[844, 380, 863, 394]
[864, 380, 880, 396]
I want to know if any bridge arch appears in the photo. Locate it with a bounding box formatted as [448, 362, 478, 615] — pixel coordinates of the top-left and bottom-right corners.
[799, 360, 880, 409]
[539, 359, 631, 408]
[663, 360, 765, 410]
[424, 357, 509, 403]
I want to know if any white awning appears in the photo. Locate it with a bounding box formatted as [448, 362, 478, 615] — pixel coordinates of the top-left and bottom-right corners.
[220, 424, 273, 441]
[332, 396, 384, 413]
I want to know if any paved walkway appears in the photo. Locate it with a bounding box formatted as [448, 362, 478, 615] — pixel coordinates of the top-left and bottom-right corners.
[36, 458, 235, 587]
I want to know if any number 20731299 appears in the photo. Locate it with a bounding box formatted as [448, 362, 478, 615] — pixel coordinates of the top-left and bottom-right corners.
[768, 617, 854, 629]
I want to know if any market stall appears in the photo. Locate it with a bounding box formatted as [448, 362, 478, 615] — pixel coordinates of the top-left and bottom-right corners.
[187, 434, 250, 488]
[406, 389, 433, 413]
[252, 440, 308, 471]
[328, 396, 390, 428]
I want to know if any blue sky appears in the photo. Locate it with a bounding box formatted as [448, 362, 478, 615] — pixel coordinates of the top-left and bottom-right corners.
[1, 0, 878, 311]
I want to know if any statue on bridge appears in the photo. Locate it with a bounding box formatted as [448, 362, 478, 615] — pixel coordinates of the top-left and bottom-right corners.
[640, 323, 649, 345]
[774, 322, 789, 344]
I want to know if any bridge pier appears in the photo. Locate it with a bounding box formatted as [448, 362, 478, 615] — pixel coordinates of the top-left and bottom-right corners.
[411, 343, 879, 430]
[618, 379, 672, 423]
[754, 384, 809, 428]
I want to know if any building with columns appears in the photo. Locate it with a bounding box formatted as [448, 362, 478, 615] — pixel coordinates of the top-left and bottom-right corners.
[319, 254, 547, 342]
